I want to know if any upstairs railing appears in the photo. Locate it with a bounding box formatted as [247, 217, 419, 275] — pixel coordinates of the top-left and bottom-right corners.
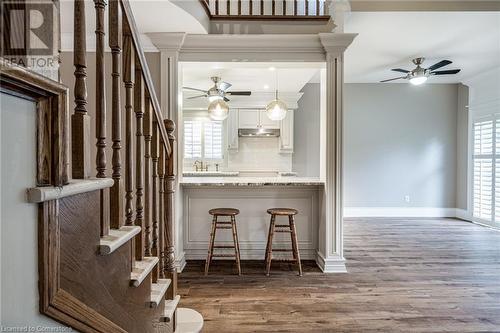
[200, 0, 330, 19]
[72, 0, 177, 289]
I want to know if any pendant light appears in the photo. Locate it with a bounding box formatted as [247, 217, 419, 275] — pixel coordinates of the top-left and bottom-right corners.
[208, 98, 229, 121]
[266, 69, 288, 121]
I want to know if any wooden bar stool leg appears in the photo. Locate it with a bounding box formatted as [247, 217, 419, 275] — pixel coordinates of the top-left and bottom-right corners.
[231, 215, 241, 275]
[205, 215, 217, 275]
[264, 213, 273, 264]
[266, 214, 276, 276]
[289, 215, 302, 276]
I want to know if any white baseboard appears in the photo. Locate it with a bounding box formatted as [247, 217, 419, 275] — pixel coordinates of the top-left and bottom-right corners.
[344, 207, 459, 218]
[184, 248, 317, 260]
[315, 252, 347, 273]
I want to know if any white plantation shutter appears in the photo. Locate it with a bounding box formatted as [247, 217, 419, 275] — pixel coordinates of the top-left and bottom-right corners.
[204, 121, 223, 159]
[184, 118, 223, 161]
[472, 118, 500, 223]
[184, 120, 202, 159]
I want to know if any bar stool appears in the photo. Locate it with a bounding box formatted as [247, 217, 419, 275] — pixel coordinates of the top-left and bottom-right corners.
[265, 208, 302, 276]
[205, 208, 241, 275]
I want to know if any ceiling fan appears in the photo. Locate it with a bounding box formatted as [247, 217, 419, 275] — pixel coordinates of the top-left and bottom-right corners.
[381, 57, 461, 85]
[183, 76, 252, 102]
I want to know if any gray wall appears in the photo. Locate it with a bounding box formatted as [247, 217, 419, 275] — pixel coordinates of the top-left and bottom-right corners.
[344, 83, 460, 208]
[0, 93, 67, 328]
[293, 83, 321, 177]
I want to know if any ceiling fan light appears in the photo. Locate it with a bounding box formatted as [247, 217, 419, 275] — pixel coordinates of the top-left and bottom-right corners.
[409, 76, 428, 86]
[265, 99, 288, 121]
[208, 100, 229, 121]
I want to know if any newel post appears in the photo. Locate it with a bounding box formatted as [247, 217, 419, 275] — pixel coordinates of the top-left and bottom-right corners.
[317, 33, 357, 273]
[164, 119, 177, 298]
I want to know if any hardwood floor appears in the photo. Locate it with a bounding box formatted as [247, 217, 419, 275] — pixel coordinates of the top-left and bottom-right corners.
[178, 218, 500, 332]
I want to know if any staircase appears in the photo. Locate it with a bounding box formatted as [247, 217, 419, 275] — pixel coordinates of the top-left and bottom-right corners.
[0, 0, 202, 332]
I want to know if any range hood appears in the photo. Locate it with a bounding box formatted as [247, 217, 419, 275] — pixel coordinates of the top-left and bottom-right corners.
[238, 128, 280, 138]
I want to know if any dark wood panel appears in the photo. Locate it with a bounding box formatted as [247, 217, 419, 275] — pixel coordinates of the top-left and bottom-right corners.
[179, 218, 500, 332]
[58, 191, 167, 333]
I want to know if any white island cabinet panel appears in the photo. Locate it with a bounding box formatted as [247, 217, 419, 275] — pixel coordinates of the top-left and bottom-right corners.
[182, 184, 320, 260]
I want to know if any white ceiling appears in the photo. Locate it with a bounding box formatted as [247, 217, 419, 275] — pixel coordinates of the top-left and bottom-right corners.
[182, 62, 322, 94]
[344, 11, 500, 83]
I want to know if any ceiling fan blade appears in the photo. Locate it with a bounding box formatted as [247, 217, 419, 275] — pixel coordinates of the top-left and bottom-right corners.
[219, 81, 232, 91]
[391, 68, 410, 73]
[226, 91, 252, 96]
[431, 69, 461, 75]
[380, 77, 406, 83]
[224, 97, 230, 102]
[183, 87, 208, 93]
[427, 60, 452, 71]
[186, 94, 207, 100]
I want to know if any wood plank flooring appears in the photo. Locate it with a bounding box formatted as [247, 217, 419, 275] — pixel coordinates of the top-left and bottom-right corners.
[178, 218, 500, 332]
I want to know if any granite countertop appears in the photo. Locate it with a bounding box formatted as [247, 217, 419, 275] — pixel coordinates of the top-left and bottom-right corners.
[180, 176, 324, 186]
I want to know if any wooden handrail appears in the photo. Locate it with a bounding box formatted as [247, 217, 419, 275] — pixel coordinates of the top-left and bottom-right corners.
[119, 0, 171, 158]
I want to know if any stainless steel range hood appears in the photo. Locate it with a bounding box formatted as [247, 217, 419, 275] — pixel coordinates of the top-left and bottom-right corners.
[238, 128, 280, 138]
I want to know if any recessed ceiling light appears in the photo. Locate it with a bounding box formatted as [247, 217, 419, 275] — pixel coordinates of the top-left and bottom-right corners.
[268, 66, 276, 71]
[263, 84, 269, 89]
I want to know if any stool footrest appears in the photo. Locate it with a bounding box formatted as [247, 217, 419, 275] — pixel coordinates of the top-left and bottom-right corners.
[271, 249, 294, 252]
[215, 226, 233, 229]
[213, 245, 235, 249]
[275, 224, 291, 228]
[212, 254, 236, 257]
[275, 229, 292, 233]
[270, 258, 297, 262]
[216, 221, 232, 225]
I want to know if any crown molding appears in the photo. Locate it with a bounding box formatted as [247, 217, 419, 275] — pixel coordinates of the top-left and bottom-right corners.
[318, 32, 358, 56]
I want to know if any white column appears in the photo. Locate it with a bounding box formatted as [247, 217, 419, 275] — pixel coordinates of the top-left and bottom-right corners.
[317, 33, 356, 273]
[148, 32, 186, 271]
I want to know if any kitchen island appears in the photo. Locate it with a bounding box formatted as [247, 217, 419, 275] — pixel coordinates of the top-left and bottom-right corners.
[180, 177, 324, 261]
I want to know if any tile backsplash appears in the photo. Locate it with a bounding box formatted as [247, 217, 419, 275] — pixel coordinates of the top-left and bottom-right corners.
[227, 137, 292, 172]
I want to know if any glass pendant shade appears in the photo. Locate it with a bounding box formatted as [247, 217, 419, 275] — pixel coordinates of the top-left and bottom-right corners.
[208, 99, 229, 120]
[266, 99, 287, 121]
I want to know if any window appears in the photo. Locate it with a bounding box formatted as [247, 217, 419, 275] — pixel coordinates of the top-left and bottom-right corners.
[472, 117, 500, 224]
[184, 118, 223, 161]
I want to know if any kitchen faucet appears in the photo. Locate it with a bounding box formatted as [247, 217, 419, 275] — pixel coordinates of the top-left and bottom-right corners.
[194, 160, 209, 172]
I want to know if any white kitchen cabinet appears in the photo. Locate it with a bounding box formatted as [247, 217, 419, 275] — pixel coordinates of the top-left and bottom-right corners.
[238, 109, 279, 129]
[227, 109, 239, 151]
[259, 110, 279, 129]
[279, 110, 294, 153]
[238, 109, 260, 128]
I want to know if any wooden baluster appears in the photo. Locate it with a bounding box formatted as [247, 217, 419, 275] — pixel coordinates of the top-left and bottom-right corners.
[164, 119, 177, 299]
[227, 0, 231, 15]
[316, 0, 320, 15]
[94, 0, 109, 237]
[294, 0, 297, 15]
[123, 21, 135, 227]
[215, 0, 219, 15]
[272, 0, 275, 15]
[72, 0, 91, 179]
[261, 0, 264, 15]
[109, 0, 123, 229]
[144, 95, 152, 257]
[151, 123, 159, 282]
[134, 56, 145, 261]
[95, 0, 107, 179]
[283, 0, 286, 15]
[305, 0, 309, 15]
[238, 0, 241, 14]
[249, 0, 253, 15]
[158, 143, 165, 278]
